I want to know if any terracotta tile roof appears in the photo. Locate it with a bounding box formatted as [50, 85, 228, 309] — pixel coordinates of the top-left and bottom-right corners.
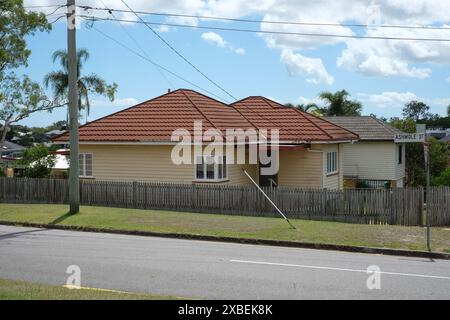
[231, 96, 359, 142]
[53, 89, 358, 143]
[323, 116, 404, 140]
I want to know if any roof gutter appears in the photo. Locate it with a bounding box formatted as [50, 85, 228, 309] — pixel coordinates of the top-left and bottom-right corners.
[52, 139, 358, 146]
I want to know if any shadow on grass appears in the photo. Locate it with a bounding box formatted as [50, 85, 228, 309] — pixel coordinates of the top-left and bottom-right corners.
[49, 212, 74, 225]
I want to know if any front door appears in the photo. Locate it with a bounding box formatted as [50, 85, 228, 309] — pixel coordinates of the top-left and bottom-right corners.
[259, 164, 278, 187]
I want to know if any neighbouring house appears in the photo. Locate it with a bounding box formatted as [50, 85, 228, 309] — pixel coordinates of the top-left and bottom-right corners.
[427, 127, 450, 140]
[323, 116, 406, 188]
[52, 89, 358, 190]
[1, 140, 25, 167]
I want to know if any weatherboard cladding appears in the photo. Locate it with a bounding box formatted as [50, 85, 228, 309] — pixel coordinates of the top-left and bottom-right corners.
[53, 89, 358, 143]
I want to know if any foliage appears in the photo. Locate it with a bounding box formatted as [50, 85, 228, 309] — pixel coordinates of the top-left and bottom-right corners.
[0, 73, 65, 156]
[284, 102, 322, 116]
[318, 90, 362, 116]
[44, 48, 118, 117]
[0, 0, 51, 75]
[17, 144, 54, 178]
[402, 101, 432, 121]
[390, 116, 449, 186]
[389, 117, 416, 133]
[421, 116, 450, 129]
[432, 168, 450, 186]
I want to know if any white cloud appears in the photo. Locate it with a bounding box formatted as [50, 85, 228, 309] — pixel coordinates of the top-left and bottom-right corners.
[280, 49, 334, 85]
[297, 96, 325, 107]
[359, 91, 450, 110]
[234, 48, 246, 55]
[91, 97, 139, 108]
[201, 32, 245, 55]
[25, 0, 450, 79]
[447, 77, 450, 83]
[358, 92, 419, 108]
[201, 32, 227, 48]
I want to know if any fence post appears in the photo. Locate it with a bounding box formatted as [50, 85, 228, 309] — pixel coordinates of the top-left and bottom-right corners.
[191, 183, 196, 210]
[132, 181, 137, 208]
[322, 188, 327, 215]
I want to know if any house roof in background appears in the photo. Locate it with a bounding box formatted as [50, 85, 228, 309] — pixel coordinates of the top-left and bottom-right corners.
[439, 135, 450, 143]
[323, 116, 404, 141]
[2, 141, 25, 151]
[53, 89, 358, 144]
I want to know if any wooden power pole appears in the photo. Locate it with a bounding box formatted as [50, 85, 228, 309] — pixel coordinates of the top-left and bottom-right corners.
[67, 0, 79, 214]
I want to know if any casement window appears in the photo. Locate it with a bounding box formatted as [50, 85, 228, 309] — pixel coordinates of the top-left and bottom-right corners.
[79, 153, 93, 177]
[195, 155, 227, 181]
[326, 151, 338, 174]
[398, 144, 403, 164]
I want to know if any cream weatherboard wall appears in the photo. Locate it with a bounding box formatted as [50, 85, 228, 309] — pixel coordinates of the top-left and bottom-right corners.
[79, 143, 344, 189]
[79, 144, 258, 186]
[278, 144, 344, 190]
[342, 141, 405, 182]
[278, 148, 323, 188]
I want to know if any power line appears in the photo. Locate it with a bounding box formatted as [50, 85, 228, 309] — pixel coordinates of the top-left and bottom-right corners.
[118, 0, 237, 101]
[24, 5, 66, 9]
[78, 15, 450, 43]
[97, 0, 175, 89]
[81, 19, 230, 103]
[78, 5, 450, 31]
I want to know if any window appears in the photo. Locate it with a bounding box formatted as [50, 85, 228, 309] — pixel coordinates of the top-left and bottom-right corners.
[398, 144, 403, 164]
[79, 153, 93, 177]
[326, 151, 338, 174]
[195, 155, 227, 181]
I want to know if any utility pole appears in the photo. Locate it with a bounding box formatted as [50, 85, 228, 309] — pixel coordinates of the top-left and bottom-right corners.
[425, 139, 431, 252]
[67, 0, 79, 214]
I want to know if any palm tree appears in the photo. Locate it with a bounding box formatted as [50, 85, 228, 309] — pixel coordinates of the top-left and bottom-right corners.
[44, 48, 117, 121]
[285, 102, 323, 116]
[318, 90, 362, 116]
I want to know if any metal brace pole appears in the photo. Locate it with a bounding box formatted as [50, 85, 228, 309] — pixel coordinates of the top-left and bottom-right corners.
[242, 168, 296, 229]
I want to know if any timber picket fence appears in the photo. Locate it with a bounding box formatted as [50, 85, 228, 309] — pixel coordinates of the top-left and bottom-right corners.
[0, 177, 448, 226]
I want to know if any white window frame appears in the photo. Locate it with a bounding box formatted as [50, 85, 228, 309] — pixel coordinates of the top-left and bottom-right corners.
[194, 155, 228, 182]
[79, 153, 94, 178]
[326, 151, 338, 175]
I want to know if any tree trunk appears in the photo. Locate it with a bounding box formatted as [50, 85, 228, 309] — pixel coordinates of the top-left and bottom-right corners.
[0, 118, 12, 165]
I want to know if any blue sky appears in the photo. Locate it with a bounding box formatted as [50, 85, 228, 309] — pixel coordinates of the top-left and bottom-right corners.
[19, 0, 450, 127]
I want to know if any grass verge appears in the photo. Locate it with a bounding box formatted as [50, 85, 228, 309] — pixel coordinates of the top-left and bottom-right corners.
[0, 278, 180, 300]
[0, 203, 449, 253]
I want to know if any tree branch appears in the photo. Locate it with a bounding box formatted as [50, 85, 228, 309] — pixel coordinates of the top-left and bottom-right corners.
[11, 101, 68, 124]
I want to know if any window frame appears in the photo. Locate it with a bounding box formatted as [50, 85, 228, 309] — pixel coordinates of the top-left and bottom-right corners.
[194, 155, 228, 182]
[79, 153, 94, 178]
[326, 151, 338, 175]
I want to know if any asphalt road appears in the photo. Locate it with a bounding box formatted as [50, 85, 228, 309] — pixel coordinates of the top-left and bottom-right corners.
[0, 225, 449, 299]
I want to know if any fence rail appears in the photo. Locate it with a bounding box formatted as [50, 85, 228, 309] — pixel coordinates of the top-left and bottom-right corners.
[0, 177, 448, 226]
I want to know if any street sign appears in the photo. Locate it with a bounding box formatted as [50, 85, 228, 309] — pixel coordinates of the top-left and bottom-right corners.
[394, 133, 425, 143]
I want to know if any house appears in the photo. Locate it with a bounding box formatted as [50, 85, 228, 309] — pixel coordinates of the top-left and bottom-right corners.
[52, 89, 358, 190]
[1, 140, 25, 164]
[323, 116, 406, 188]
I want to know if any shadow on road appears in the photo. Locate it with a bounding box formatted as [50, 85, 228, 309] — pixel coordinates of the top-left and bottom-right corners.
[0, 229, 46, 241]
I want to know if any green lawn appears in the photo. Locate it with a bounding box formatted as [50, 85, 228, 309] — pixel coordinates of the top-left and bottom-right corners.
[0, 278, 180, 300]
[0, 203, 449, 253]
